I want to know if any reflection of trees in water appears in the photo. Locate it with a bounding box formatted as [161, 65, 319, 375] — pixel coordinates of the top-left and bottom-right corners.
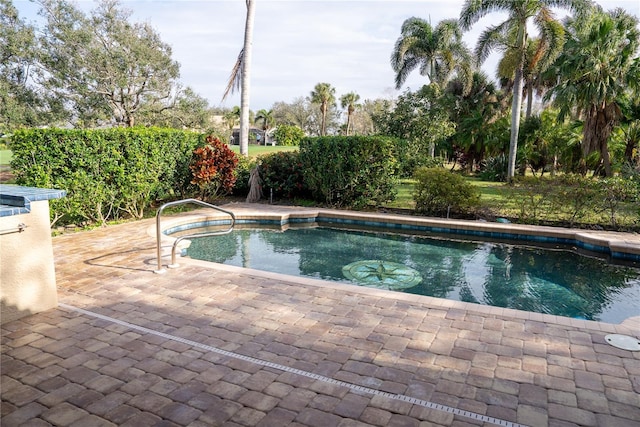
[189, 227, 639, 320]
[476, 245, 638, 320]
[261, 228, 475, 298]
[186, 232, 240, 263]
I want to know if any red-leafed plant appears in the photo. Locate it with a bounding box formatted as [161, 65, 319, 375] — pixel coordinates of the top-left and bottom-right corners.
[190, 135, 239, 200]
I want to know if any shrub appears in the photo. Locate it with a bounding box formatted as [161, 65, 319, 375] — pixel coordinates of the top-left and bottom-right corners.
[189, 135, 238, 201]
[598, 177, 638, 227]
[550, 175, 600, 227]
[272, 124, 305, 146]
[413, 167, 480, 217]
[479, 154, 508, 182]
[508, 176, 556, 224]
[506, 175, 633, 228]
[299, 136, 397, 209]
[232, 156, 258, 197]
[259, 151, 308, 199]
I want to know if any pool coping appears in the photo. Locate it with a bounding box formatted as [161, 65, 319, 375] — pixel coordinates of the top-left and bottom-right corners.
[151, 202, 640, 333]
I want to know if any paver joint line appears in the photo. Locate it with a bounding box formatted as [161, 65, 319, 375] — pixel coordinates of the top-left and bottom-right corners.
[58, 302, 528, 427]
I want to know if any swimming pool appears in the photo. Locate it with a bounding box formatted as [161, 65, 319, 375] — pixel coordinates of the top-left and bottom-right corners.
[180, 223, 640, 324]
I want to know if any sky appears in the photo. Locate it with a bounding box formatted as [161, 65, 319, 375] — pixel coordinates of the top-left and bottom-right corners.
[13, 0, 640, 112]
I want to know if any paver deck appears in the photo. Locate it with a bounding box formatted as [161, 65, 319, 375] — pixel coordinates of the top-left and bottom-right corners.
[2, 204, 640, 427]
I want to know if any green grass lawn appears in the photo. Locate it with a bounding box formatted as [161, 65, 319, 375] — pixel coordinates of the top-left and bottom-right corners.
[0, 150, 12, 166]
[229, 144, 297, 157]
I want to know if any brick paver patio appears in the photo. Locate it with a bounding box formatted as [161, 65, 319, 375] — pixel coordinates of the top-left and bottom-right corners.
[2, 204, 639, 426]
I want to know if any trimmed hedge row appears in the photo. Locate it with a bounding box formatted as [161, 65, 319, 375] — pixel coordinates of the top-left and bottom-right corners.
[11, 128, 201, 226]
[256, 136, 399, 209]
[298, 136, 398, 209]
[10, 130, 401, 226]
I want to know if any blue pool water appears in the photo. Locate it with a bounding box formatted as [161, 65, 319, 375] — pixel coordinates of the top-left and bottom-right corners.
[184, 226, 640, 323]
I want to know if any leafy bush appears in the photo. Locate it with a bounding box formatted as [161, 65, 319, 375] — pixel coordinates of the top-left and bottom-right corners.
[506, 175, 637, 228]
[479, 154, 508, 182]
[392, 138, 445, 178]
[598, 177, 638, 227]
[11, 127, 200, 225]
[299, 136, 397, 209]
[508, 176, 556, 224]
[190, 135, 238, 201]
[548, 175, 600, 227]
[272, 124, 305, 146]
[232, 156, 258, 197]
[259, 151, 308, 199]
[413, 168, 480, 217]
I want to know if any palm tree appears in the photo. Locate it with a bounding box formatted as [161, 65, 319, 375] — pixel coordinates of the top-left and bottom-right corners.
[460, 0, 587, 181]
[340, 92, 361, 136]
[254, 108, 273, 145]
[546, 6, 640, 177]
[391, 18, 472, 92]
[497, 35, 564, 119]
[222, 0, 255, 157]
[310, 82, 336, 136]
[223, 106, 241, 129]
[445, 71, 508, 171]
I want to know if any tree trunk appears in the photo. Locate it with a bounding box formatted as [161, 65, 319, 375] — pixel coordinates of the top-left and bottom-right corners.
[321, 103, 327, 136]
[525, 85, 533, 119]
[507, 28, 526, 182]
[508, 67, 524, 181]
[239, 0, 255, 157]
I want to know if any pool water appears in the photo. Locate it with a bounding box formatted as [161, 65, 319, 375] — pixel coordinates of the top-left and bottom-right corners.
[185, 226, 640, 324]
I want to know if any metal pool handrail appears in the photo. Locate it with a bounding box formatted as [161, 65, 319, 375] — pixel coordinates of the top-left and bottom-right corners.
[155, 199, 236, 274]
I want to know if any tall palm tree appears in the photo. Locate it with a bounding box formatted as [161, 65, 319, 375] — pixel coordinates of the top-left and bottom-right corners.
[222, 0, 255, 157]
[546, 6, 640, 176]
[391, 18, 472, 92]
[497, 35, 564, 119]
[340, 92, 361, 136]
[460, 0, 587, 181]
[310, 82, 336, 136]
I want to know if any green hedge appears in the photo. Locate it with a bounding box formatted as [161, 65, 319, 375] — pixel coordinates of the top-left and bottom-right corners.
[298, 136, 397, 209]
[11, 127, 201, 225]
[259, 151, 308, 199]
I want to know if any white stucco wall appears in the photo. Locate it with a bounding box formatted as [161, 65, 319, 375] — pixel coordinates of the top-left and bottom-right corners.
[0, 200, 58, 323]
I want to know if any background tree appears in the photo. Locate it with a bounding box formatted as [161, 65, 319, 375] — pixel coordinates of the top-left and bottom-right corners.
[0, 0, 56, 132]
[37, 0, 180, 127]
[444, 71, 508, 172]
[139, 86, 210, 130]
[376, 85, 455, 177]
[340, 92, 360, 135]
[546, 6, 640, 176]
[497, 35, 564, 119]
[222, 0, 255, 156]
[617, 97, 640, 167]
[391, 18, 472, 92]
[460, 0, 586, 181]
[310, 82, 336, 136]
[255, 108, 274, 134]
[271, 97, 313, 130]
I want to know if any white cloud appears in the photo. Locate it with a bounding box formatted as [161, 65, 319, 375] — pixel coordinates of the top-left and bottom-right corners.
[13, 0, 640, 111]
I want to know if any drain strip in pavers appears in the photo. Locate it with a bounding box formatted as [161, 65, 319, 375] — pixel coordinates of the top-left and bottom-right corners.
[59, 303, 526, 427]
